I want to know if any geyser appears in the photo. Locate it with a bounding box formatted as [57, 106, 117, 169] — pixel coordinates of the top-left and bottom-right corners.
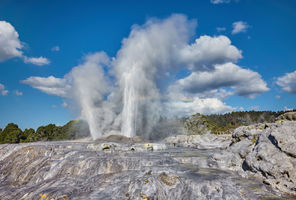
[121, 73, 138, 137]
[113, 14, 196, 138]
[24, 14, 267, 140]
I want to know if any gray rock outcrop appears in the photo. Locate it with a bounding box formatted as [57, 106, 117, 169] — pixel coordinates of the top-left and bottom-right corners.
[0, 137, 286, 199]
[163, 121, 296, 196]
[211, 121, 296, 196]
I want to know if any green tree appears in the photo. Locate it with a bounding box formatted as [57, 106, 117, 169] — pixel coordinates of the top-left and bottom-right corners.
[36, 124, 62, 141]
[0, 123, 23, 144]
[22, 128, 36, 142]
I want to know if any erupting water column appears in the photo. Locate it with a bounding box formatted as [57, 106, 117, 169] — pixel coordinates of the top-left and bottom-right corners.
[121, 70, 138, 137]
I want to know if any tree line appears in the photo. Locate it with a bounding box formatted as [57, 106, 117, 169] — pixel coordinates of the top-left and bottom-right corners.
[0, 110, 295, 144]
[184, 110, 295, 135]
[0, 120, 90, 144]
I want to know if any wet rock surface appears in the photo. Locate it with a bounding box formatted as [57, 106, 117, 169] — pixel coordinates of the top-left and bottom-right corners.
[0, 123, 295, 199]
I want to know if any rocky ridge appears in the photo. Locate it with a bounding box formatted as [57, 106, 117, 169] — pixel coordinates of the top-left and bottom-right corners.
[166, 121, 296, 197]
[215, 121, 296, 196]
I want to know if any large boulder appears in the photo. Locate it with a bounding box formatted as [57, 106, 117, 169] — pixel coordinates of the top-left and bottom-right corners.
[212, 121, 296, 196]
[243, 122, 296, 195]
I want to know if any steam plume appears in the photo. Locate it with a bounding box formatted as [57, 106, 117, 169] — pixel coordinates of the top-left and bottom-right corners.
[23, 14, 268, 140]
[113, 14, 196, 137]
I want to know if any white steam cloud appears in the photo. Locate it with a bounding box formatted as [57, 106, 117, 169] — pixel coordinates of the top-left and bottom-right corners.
[22, 14, 268, 139]
[67, 52, 118, 137]
[23, 52, 118, 138]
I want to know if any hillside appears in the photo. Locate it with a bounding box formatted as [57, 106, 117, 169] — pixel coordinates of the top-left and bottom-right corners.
[184, 110, 296, 135]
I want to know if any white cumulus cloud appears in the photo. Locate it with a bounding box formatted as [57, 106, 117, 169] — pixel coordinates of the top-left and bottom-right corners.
[276, 70, 296, 94]
[180, 35, 242, 71]
[165, 95, 234, 117]
[22, 75, 70, 97]
[0, 21, 23, 61]
[0, 20, 49, 65]
[170, 62, 269, 99]
[23, 56, 50, 66]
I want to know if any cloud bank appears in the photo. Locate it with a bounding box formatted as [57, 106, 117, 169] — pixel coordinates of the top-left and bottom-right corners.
[22, 14, 268, 139]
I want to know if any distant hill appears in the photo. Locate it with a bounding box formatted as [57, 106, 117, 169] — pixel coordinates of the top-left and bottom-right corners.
[184, 110, 296, 135]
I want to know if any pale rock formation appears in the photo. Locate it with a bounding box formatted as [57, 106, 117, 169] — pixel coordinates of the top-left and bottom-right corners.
[0, 138, 285, 199]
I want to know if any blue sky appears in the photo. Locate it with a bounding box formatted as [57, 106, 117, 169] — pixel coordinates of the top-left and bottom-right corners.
[0, 0, 296, 130]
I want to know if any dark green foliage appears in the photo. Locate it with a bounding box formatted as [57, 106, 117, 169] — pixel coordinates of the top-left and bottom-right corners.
[36, 124, 62, 141]
[0, 123, 23, 144]
[22, 128, 36, 142]
[0, 120, 90, 144]
[185, 110, 295, 135]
